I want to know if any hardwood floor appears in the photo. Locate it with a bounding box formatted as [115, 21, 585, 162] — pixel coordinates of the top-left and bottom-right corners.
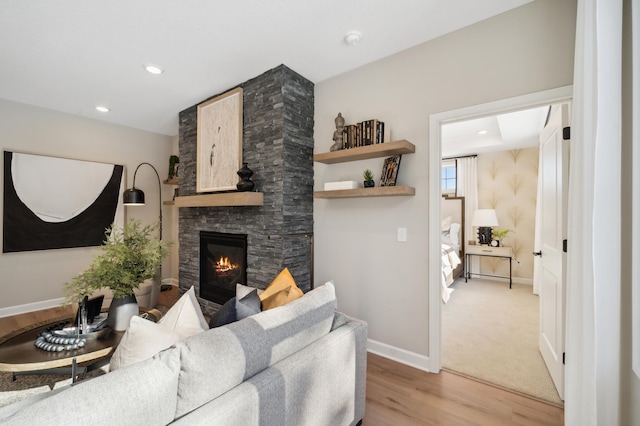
[1, 289, 563, 425]
[364, 353, 564, 426]
[0, 286, 180, 341]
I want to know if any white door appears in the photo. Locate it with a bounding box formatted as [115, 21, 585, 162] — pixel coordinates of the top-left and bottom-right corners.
[537, 104, 569, 399]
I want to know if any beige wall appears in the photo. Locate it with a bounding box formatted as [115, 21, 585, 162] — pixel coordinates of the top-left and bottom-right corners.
[314, 0, 576, 357]
[0, 98, 175, 312]
[477, 147, 539, 281]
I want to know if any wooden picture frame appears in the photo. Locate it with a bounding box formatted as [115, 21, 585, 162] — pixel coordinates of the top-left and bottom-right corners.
[380, 155, 402, 187]
[196, 87, 243, 193]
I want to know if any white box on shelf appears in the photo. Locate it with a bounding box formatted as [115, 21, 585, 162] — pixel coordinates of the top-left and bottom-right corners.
[324, 181, 359, 190]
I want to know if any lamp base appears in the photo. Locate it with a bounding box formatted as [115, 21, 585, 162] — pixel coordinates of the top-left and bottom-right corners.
[477, 227, 493, 245]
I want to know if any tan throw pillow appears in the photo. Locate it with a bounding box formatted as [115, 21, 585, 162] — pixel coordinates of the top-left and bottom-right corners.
[259, 268, 303, 310]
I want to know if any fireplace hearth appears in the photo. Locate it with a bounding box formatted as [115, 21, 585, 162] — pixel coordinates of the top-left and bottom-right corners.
[200, 231, 247, 305]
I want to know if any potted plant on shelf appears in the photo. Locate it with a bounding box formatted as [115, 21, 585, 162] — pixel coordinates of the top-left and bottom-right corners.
[363, 169, 375, 188]
[491, 228, 512, 247]
[64, 219, 170, 331]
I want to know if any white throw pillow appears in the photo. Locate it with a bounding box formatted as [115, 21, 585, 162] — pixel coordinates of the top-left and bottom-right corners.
[442, 216, 452, 231]
[159, 286, 209, 338]
[449, 223, 461, 245]
[109, 316, 181, 371]
[109, 286, 208, 371]
[236, 283, 263, 299]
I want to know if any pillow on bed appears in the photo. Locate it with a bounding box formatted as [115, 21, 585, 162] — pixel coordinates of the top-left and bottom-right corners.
[442, 216, 452, 231]
[449, 223, 460, 245]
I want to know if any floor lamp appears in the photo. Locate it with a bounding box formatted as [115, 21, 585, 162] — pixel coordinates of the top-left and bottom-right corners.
[122, 162, 163, 277]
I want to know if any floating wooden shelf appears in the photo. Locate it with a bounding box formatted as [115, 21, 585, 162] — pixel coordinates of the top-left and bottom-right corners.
[163, 178, 179, 185]
[314, 185, 415, 199]
[313, 139, 415, 164]
[174, 192, 264, 207]
[163, 200, 175, 206]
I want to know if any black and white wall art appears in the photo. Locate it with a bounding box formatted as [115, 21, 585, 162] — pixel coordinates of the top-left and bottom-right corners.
[3, 151, 125, 253]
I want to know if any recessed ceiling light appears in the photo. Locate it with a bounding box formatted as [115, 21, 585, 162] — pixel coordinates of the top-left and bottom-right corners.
[96, 105, 110, 113]
[478, 130, 488, 135]
[144, 64, 164, 75]
[344, 31, 362, 46]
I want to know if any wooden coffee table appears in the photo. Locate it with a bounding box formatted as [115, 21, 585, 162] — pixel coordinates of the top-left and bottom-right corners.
[0, 309, 161, 381]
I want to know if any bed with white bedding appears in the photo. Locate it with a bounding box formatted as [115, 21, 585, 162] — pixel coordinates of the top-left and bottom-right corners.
[441, 196, 465, 303]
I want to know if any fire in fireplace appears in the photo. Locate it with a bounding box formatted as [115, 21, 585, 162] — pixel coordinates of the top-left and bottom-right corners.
[199, 231, 247, 305]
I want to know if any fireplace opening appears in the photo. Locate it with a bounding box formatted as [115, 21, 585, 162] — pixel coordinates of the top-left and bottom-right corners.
[200, 231, 247, 305]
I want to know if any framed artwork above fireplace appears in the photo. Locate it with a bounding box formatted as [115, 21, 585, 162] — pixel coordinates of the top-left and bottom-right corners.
[196, 87, 243, 193]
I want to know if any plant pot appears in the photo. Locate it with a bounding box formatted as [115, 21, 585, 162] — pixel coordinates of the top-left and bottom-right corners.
[364, 180, 375, 188]
[107, 294, 138, 331]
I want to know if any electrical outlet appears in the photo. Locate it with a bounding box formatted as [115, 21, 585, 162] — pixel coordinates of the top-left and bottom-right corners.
[397, 227, 407, 242]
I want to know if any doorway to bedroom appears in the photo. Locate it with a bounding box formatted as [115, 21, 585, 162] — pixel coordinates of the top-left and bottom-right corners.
[429, 87, 572, 405]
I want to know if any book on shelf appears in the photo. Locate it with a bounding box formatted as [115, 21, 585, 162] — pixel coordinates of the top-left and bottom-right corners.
[342, 119, 385, 149]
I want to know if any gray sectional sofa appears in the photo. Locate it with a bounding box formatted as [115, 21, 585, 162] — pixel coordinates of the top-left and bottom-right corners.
[0, 282, 367, 425]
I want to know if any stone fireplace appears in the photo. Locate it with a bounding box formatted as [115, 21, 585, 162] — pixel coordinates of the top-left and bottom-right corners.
[199, 231, 247, 305]
[178, 65, 314, 316]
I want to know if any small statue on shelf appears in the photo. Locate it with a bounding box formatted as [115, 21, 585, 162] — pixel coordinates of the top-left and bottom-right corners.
[168, 155, 179, 180]
[330, 112, 345, 152]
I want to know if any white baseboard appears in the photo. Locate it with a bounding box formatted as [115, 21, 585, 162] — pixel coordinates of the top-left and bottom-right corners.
[161, 278, 179, 287]
[367, 339, 432, 373]
[0, 297, 66, 319]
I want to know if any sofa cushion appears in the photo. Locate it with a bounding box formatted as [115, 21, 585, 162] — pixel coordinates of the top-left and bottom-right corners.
[236, 283, 263, 299]
[1, 348, 181, 425]
[173, 281, 337, 419]
[235, 289, 261, 320]
[110, 286, 208, 370]
[208, 297, 237, 328]
[259, 268, 303, 310]
[159, 286, 209, 338]
[110, 315, 183, 371]
[209, 290, 262, 328]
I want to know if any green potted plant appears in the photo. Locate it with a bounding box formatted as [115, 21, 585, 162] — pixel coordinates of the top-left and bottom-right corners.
[491, 228, 512, 247]
[363, 169, 375, 188]
[64, 219, 170, 330]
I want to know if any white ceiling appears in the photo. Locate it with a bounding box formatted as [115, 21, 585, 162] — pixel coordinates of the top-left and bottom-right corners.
[441, 106, 550, 157]
[0, 0, 533, 136]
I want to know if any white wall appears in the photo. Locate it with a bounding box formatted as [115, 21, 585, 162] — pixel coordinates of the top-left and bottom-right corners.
[0, 98, 175, 312]
[313, 0, 576, 360]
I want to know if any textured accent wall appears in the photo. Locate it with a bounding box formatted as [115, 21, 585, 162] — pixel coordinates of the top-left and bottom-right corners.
[178, 65, 314, 315]
[477, 147, 539, 281]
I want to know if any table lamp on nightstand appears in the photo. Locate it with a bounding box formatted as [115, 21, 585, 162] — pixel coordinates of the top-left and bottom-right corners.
[472, 209, 498, 245]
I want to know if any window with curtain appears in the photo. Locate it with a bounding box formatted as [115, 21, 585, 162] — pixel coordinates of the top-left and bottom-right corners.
[441, 159, 457, 195]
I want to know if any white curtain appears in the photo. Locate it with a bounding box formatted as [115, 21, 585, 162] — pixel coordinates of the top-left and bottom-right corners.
[565, 0, 623, 424]
[456, 156, 478, 247]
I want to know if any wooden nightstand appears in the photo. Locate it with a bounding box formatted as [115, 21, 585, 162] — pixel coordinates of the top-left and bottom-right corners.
[465, 245, 513, 288]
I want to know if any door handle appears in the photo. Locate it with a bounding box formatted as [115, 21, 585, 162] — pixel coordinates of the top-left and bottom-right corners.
[533, 251, 542, 257]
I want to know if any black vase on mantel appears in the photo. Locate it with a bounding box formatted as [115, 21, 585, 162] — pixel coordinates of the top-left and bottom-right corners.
[236, 163, 255, 192]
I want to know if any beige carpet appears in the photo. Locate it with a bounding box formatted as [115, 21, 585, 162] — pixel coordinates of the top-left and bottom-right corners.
[442, 277, 563, 405]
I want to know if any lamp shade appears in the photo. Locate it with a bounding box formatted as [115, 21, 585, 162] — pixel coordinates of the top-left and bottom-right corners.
[123, 187, 145, 206]
[472, 209, 499, 227]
